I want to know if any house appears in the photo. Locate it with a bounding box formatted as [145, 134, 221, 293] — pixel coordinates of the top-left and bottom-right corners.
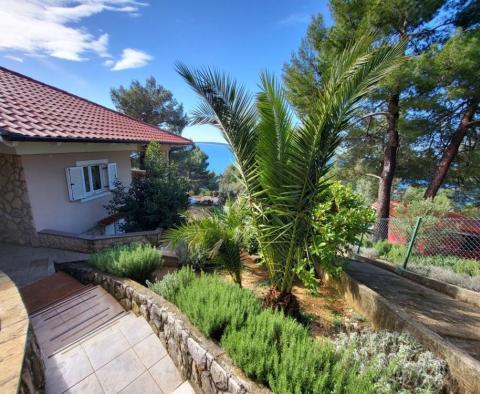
[0, 67, 192, 247]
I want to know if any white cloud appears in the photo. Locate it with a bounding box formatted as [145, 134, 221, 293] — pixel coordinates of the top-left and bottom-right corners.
[278, 13, 311, 26]
[4, 55, 23, 62]
[111, 48, 152, 71]
[0, 1, 147, 61]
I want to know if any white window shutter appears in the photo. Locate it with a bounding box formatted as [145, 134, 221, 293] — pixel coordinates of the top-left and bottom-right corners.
[108, 163, 118, 189]
[66, 167, 85, 201]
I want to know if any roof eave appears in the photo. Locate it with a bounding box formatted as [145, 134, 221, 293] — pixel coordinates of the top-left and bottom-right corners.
[0, 130, 193, 146]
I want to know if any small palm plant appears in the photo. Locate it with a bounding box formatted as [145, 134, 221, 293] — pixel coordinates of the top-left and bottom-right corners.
[163, 199, 247, 285]
[177, 34, 406, 313]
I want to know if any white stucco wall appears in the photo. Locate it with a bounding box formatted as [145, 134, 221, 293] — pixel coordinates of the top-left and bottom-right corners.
[21, 150, 133, 234]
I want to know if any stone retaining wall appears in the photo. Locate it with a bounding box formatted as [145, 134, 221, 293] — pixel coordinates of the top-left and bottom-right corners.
[56, 262, 269, 394]
[323, 267, 480, 394]
[353, 254, 480, 308]
[0, 154, 38, 246]
[38, 228, 163, 253]
[0, 271, 44, 393]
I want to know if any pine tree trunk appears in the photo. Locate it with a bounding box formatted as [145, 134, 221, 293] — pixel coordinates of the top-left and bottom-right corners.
[424, 102, 477, 199]
[374, 93, 400, 241]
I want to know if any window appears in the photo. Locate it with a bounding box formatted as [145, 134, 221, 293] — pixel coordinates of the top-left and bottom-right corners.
[66, 160, 117, 201]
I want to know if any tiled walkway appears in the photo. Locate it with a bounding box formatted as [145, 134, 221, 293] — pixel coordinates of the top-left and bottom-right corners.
[31, 281, 194, 394]
[0, 243, 88, 287]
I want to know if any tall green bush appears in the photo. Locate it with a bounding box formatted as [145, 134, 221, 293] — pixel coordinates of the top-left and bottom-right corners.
[106, 142, 190, 232]
[89, 243, 161, 283]
[310, 182, 375, 281]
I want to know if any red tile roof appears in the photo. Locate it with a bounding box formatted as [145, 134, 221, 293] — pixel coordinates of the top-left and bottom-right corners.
[0, 67, 192, 145]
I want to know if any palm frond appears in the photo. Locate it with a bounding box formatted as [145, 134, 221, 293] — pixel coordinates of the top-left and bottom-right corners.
[177, 34, 407, 293]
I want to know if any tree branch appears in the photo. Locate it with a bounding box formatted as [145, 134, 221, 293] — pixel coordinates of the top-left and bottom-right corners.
[466, 120, 480, 128]
[357, 112, 390, 121]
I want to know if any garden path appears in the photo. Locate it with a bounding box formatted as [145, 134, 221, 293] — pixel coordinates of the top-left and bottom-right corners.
[26, 274, 194, 394]
[346, 260, 480, 360]
[0, 243, 88, 288]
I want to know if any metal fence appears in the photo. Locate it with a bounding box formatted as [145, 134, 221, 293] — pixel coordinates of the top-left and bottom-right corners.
[355, 217, 480, 290]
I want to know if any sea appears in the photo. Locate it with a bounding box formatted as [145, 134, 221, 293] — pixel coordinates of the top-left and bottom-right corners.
[196, 142, 234, 175]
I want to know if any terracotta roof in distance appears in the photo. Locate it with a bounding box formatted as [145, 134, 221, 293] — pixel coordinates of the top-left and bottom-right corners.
[0, 67, 192, 145]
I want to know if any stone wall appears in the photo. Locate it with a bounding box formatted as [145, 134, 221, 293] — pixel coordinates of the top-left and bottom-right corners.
[0, 154, 38, 245]
[38, 228, 163, 253]
[0, 270, 44, 393]
[322, 267, 480, 394]
[56, 262, 269, 394]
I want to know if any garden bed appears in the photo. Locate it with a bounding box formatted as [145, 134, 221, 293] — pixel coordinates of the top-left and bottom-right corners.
[55, 262, 268, 394]
[220, 256, 370, 338]
[75, 245, 457, 393]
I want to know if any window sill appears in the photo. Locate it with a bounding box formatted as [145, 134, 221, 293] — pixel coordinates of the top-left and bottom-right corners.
[80, 191, 111, 203]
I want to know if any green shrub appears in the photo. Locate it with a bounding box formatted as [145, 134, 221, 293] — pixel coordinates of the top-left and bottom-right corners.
[310, 182, 375, 282]
[334, 331, 448, 393]
[150, 271, 450, 393]
[106, 142, 190, 232]
[147, 266, 196, 303]
[222, 310, 343, 393]
[384, 244, 407, 264]
[89, 243, 161, 283]
[374, 240, 392, 257]
[150, 272, 261, 340]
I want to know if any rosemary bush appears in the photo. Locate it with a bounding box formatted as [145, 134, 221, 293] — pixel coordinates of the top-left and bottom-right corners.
[88, 243, 161, 283]
[149, 270, 451, 393]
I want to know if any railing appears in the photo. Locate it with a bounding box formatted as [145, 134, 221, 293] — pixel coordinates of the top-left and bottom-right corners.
[356, 217, 480, 292]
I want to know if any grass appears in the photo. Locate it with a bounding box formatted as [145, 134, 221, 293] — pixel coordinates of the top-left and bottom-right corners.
[372, 241, 480, 291]
[88, 243, 161, 283]
[149, 268, 450, 393]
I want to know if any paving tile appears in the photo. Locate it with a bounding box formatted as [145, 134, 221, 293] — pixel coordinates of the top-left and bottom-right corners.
[82, 327, 130, 370]
[119, 371, 163, 394]
[96, 349, 146, 394]
[58, 297, 90, 315]
[171, 381, 195, 394]
[45, 346, 93, 394]
[133, 334, 167, 369]
[63, 373, 104, 394]
[149, 356, 183, 394]
[30, 309, 62, 330]
[118, 316, 152, 346]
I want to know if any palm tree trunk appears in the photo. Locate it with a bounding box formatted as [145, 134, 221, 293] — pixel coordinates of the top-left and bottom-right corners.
[424, 102, 477, 199]
[374, 93, 400, 241]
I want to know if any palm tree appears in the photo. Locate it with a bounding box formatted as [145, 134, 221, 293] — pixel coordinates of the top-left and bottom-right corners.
[177, 34, 406, 313]
[163, 199, 247, 285]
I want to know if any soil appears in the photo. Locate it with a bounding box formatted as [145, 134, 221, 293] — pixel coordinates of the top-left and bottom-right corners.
[222, 256, 371, 339]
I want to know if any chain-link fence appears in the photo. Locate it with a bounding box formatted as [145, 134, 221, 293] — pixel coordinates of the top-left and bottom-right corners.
[355, 217, 480, 292]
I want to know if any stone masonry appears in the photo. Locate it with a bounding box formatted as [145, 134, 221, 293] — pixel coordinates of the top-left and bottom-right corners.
[0, 154, 38, 245]
[57, 262, 270, 394]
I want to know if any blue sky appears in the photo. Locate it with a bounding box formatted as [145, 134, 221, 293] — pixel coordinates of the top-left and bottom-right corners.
[0, 0, 331, 143]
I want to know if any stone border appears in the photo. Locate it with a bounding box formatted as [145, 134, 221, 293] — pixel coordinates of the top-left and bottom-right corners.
[324, 267, 480, 394]
[55, 262, 269, 394]
[38, 228, 163, 253]
[353, 254, 480, 308]
[0, 271, 44, 394]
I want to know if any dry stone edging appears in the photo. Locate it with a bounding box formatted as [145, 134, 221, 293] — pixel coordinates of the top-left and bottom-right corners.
[55, 262, 270, 394]
[37, 228, 163, 253]
[326, 265, 480, 394]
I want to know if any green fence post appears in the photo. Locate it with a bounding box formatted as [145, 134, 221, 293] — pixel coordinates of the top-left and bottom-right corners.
[403, 217, 422, 269]
[356, 232, 364, 254]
